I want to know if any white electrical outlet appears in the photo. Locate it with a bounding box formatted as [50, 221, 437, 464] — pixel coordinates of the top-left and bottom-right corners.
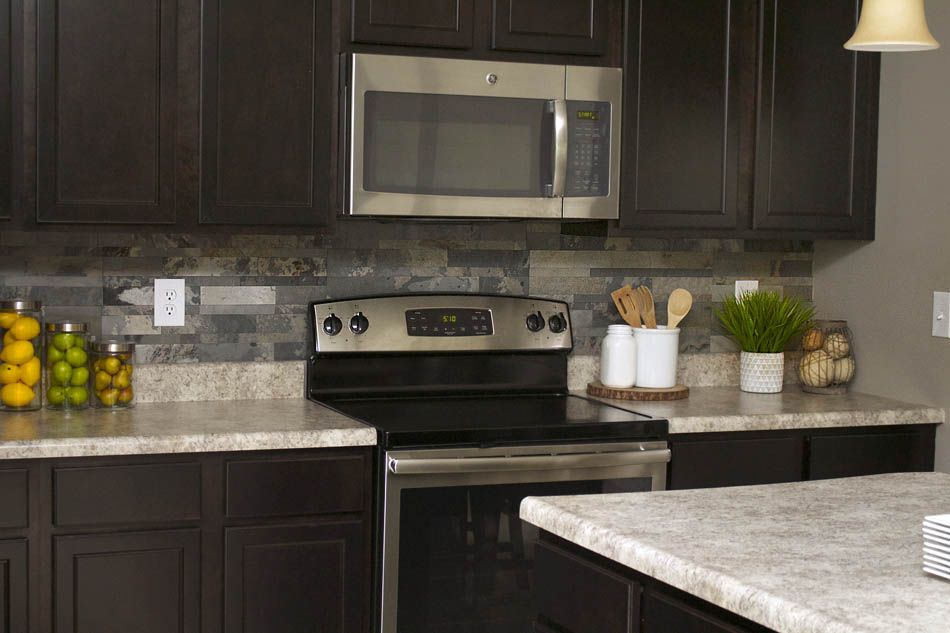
[154, 279, 185, 327]
[933, 291, 950, 338]
[735, 280, 759, 298]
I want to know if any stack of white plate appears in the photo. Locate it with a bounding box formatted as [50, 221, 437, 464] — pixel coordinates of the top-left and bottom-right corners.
[923, 514, 950, 580]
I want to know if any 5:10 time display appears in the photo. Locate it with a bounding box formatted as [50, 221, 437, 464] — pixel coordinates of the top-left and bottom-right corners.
[405, 308, 493, 337]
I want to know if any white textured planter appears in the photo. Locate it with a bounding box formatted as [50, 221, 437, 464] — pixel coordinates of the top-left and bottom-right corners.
[739, 351, 785, 393]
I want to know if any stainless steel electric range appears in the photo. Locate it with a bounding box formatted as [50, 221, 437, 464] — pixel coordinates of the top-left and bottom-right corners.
[306, 294, 669, 633]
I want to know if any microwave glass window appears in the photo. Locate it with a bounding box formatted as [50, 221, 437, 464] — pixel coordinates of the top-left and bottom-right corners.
[363, 92, 549, 197]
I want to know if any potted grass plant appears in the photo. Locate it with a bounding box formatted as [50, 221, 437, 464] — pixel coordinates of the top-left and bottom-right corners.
[714, 290, 815, 393]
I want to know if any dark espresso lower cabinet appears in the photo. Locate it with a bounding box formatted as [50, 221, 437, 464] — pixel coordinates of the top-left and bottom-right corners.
[0, 446, 371, 633]
[225, 522, 364, 633]
[54, 530, 201, 633]
[0, 540, 27, 633]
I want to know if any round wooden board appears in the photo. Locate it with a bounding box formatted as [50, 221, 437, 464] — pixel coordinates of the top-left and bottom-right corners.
[587, 381, 689, 401]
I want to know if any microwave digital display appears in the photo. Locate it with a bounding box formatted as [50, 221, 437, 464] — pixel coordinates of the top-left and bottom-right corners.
[576, 110, 599, 120]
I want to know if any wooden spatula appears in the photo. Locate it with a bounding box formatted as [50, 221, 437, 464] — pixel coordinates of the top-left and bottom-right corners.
[667, 288, 693, 329]
[610, 285, 641, 327]
[632, 286, 657, 329]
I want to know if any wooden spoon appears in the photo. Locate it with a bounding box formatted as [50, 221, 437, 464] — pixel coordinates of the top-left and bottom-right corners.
[667, 288, 693, 329]
[632, 286, 657, 329]
[610, 285, 641, 327]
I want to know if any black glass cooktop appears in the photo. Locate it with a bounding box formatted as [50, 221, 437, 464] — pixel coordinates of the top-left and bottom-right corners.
[316, 393, 667, 449]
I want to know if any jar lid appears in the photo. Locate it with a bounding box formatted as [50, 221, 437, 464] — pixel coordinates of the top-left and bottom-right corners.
[606, 324, 634, 335]
[47, 321, 87, 333]
[93, 341, 135, 353]
[0, 299, 41, 311]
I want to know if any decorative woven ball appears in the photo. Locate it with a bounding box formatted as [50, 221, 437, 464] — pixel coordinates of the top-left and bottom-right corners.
[823, 332, 850, 359]
[799, 350, 834, 388]
[802, 328, 825, 351]
[833, 357, 855, 383]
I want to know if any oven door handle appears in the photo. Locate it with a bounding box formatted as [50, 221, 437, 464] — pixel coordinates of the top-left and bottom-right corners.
[388, 448, 671, 475]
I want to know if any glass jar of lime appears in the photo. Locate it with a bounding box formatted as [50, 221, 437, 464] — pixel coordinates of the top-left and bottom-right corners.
[0, 300, 44, 412]
[91, 342, 135, 409]
[45, 322, 90, 410]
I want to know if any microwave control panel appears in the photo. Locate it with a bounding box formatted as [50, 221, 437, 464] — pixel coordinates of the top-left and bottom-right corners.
[565, 101, 611, 198]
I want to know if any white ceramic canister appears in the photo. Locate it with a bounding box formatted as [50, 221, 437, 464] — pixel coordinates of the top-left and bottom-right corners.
[600, 324, 637, 388]
[633, 325, 680, 388]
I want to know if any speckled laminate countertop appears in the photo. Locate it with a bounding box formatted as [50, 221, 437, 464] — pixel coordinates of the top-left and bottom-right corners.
[0, 399, 375, 459]
[522, 472, 950, 633]
[580, 386, 944, 433]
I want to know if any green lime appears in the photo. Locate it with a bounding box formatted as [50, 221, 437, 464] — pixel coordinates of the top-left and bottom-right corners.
[53, 333, 75, 351]
[46, 345, 65, 365]
[65, 347, 87, 368]
[46, 386, 66, 405]
[74, 336, 85, 349]
[65, 386, 88, 406]
[51, 360, 73, 385]
[69, 366, 90, 387]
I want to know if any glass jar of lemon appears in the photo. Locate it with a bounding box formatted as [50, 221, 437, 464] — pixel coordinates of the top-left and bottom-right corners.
[91, 342, 135, 408]
[0, 300, 44, 411]
[45, 322, 90, 410]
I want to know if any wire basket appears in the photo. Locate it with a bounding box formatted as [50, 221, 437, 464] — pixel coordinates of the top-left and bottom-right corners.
[797, 320, 855, 395]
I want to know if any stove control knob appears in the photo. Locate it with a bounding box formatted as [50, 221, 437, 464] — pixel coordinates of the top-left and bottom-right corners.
[525, 311, 545, 332]
[548, 312, 567, 334]
[349, 312, 369, 335]
[322, 313, 343, 336]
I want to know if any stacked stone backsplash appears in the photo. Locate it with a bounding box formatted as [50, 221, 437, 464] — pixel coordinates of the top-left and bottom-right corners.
[0, 221, 813, 369]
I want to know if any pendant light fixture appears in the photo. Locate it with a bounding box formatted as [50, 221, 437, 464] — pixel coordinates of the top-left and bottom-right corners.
[844, 0, 940, 51]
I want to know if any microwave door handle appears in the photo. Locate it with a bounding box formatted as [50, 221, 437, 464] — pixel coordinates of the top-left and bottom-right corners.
[551, 99, 568, 198]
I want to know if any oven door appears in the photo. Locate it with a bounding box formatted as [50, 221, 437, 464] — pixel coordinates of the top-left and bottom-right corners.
[380, 441, 669, 633]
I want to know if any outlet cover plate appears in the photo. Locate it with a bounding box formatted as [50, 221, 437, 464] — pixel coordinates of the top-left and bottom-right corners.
[933, 291, 950, 338]
[154, 279, 185, 327]
[735, 280, 759, 298]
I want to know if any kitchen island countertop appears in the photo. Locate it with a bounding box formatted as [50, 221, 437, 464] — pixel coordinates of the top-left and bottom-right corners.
[0, 399, 375, 459]
[580, 386, 943, 434]
[521, 471, 950, 633]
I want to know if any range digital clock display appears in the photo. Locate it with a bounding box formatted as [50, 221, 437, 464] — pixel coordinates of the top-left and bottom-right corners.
[406, 308, 493, 337]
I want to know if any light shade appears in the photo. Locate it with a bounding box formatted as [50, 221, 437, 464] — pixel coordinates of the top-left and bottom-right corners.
[844, 0, 940, 51]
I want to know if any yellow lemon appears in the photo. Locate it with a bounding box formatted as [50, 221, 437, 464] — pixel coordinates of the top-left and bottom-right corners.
[9, 317, 40, 341]
[1, 383, 35, 407]
[0, 364, 20, 385]
[19, 357, 41, 387]
[0, 313, 17, 328]
[2, 331, 14, 346]
[0, 340, 34, 365]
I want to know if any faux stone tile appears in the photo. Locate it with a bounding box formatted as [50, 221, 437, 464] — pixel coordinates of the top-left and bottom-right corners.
[197, 342, 272, 362]
[200, 286, 276, 305]
[257, 256, 326, 276]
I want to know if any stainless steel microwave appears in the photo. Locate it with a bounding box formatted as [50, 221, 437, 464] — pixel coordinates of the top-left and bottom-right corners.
[343, 54, 622, 220]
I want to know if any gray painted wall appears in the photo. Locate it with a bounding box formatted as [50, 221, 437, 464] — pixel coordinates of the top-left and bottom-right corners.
[814, 2, 950, 472]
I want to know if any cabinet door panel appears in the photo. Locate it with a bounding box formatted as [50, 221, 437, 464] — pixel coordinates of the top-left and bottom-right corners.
[753, 0, 878, 236]
[36, 0, 177, 223]
[0, 469, 27, 529]
[491, 0, 607, 56]
[620, 0, 742, 229]
[0, 0, 14, 221]
[54, 530, 200, 633]
[670, 436, 804, 489]
[201, 0, 331, 225]
[352, 0, 474, 49]
[809, 431, 935, 480]
[0, 540, 27, 633]
[644, 590, 761, 633]
[224, 522, 364, 633]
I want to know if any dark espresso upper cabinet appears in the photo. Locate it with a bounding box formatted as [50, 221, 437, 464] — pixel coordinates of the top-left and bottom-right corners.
[0, 540, 27, 633]
[36, 0, 178, 224]
[753, 0, 878, 238]
[621, 0, 879, 239]
[351, 0, 475, 48]
[619, 0, 744, 230]
[0, 0, 15, 222]
[491, 0, 608, 56]
[200, 0, 332, 225]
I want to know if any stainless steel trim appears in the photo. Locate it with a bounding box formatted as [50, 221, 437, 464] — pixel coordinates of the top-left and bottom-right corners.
[379, 440, 669, 633]
[312, 294, 571, 353]
[46, 322, 87, 332]
[563, 65, 623, 220]
[551, 99, 568, 198]
[389, 449, 671, 475]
